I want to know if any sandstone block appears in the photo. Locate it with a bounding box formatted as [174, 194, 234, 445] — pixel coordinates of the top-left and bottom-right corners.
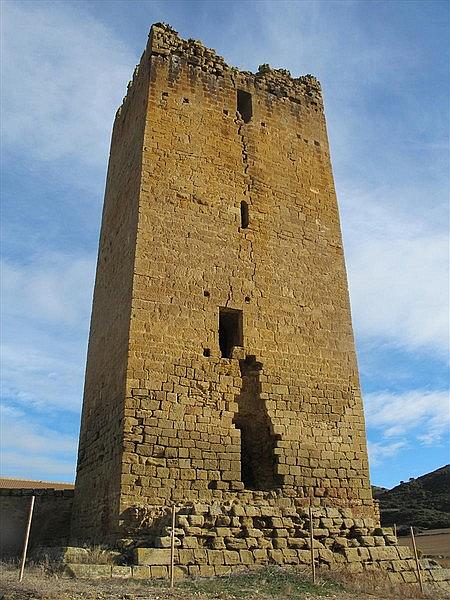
[239, 549, 254, 564]
[253, 549, 268, 562]
[132, 566, 151, 578]
[111, 566, 132, 578]
[207, 550, 224, 565]
[224, 550, 240, 565]
[178, 549, 195, 564]
[134, 548, 171, 566]
[368, 546, 399, 561]
[268, 549, 284, 564]
[182, 536, 199, 548]
[64, 564, 112, 579]
[297, 550, 311, 564]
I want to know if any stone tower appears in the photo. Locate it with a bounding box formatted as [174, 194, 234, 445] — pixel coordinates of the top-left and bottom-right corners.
[71, 23, 374, 543]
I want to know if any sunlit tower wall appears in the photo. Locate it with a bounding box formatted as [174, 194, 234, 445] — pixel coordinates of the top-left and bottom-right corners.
[71, 23, 374, 543]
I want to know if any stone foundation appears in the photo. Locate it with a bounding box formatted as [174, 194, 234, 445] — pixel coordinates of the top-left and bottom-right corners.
[100, 501, 450, 592]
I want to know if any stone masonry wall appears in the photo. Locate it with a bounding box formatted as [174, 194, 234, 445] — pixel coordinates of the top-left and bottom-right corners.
[71, 42, 152, 542]
[0, 489, 73, 557]
[127, 502, 450, 593]
[71, 23, 374, 543]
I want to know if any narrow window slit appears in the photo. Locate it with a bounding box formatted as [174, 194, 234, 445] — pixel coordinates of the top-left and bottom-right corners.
[240, 201, 249, 229]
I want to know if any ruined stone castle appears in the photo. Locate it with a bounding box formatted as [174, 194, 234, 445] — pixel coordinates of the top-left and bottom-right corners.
[63, 25, 450, 589]
[71, 22, 374, 542]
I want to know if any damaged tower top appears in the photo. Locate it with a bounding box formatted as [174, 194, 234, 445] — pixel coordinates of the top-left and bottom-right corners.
[71, 23, 374, 543]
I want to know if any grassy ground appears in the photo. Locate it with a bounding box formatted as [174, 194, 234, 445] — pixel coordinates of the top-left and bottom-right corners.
[0, 562, 444, 600]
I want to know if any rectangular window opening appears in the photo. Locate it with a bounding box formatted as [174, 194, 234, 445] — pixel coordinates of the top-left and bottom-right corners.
[237, 89, 252, 123]
[219, 308, 243, 358]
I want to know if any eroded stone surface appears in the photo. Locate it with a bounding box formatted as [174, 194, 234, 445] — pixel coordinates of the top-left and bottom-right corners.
[71, 21, 374, 546]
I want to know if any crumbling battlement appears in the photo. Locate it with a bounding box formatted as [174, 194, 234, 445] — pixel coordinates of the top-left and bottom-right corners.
[117, 22, 322, 121]
[150, 22, 321, 98]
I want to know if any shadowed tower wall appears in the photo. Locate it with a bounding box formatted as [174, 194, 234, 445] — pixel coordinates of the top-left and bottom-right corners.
[71, 23, 374, 543]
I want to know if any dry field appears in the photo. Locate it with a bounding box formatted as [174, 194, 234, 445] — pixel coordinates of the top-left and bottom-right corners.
[0, 562, 444, 600]
[399, 529, 450, 568]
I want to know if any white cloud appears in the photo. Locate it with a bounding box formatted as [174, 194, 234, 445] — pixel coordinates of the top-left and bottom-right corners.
[365, 389, 450, 446]
[1, 0, 135, 167]
[1, 405, 77, 455]
[1, 340, 84, 412]
[367, 440, 408, 467]
[1, 451, 76, 479]
[342, 185, 449, 357]
[1, 251, 95, 412]
[2, 252, 95, 326]
[0, 404, 77, 480]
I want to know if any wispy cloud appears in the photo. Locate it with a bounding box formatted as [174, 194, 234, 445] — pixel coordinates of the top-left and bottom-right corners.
[1, 405, 77, 455]
[2, 0, 135, 168]
[0, 405, 77, 480]
[1, 452, 76, 479]
[365, 389, 450, 446]
[342, 185, 449, 357]
[2, 253, 95, 326]
[1, 251, 95, 412]
[367, 440, 408, 467]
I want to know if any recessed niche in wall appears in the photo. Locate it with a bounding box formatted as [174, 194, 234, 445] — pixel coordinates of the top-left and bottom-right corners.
[219, 308, 243, 358]
[237, 89, 252, 123]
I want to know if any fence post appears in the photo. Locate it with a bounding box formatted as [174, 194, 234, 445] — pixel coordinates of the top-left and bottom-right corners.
[170, 505, 176, 587]
[410, 526, 424, 594]
[19, 495, 35, 582]
[309, 505, 316, 584]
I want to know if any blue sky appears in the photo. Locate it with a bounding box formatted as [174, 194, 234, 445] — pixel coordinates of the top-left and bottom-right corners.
[1, 0, 449, 488]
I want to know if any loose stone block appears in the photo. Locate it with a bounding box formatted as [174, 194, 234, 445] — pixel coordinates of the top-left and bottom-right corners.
[369, 546, 399, 561]
[132, 566, 151, 579]
[134, 548, 171, 566]
[207, 550, 224, 565]
[64, 564, 112, 579]
[111, 566, 132, 578]
[150, 565, 168, 579]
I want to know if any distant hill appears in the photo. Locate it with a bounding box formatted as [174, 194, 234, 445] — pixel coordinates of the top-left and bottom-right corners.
[374, 465, 450, 534]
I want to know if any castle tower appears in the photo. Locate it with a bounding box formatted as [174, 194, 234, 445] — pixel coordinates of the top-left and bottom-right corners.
[71, 24, 374, 543]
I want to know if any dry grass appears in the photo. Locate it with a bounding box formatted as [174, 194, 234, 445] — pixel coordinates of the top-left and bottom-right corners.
[67, 546, 119, 565]
[324, 566, 444, 599]
[0, 561, 447, 600]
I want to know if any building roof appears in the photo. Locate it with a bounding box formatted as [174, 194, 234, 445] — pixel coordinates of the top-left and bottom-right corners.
[0, 477, 75, 490]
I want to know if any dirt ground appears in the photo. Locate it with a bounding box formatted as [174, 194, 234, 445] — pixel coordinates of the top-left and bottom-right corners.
[0, 563, 443, 600]
[399, 529, 450, 568]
